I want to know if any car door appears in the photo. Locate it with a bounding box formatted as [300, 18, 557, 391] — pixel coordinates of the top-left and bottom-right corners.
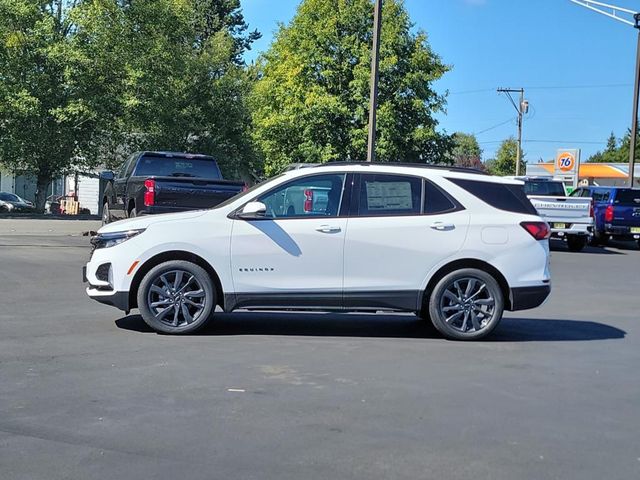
[111, 155, 136, 220]
[230, 172, 349, 309]
[343, 173, 470, 311]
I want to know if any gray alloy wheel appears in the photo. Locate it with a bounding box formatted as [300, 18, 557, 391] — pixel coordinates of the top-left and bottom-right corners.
[137, 260, 216, 334]
[102, 202, 111, 225]
[429, 268, 504, 340]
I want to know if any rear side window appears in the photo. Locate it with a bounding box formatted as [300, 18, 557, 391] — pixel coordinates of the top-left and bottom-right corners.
[523, 181, 565, 197]
[423, 180, 459, 214]
[592, 190, 611, 202]
[614, 189, 640, 206]
[448, 178, 537, 215]
[134, 155, 221, 179]
[358, 174, 422, 216]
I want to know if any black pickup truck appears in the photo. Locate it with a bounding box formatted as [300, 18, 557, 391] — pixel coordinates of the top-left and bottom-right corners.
[100, 151, 245, 224]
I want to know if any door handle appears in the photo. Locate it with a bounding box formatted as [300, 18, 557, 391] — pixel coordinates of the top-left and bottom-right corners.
[315, 225, 342, 233]
[430, 222, 455, 231]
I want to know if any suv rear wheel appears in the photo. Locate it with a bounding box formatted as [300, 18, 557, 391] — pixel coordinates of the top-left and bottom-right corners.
[428, 268, 504, 340]
[137, 260, 216, 334]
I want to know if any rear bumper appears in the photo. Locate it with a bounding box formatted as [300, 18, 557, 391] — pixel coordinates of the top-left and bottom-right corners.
[509, 285, 551, 311]
[549, 223, 592, 237]
[603, 225, 640, 239]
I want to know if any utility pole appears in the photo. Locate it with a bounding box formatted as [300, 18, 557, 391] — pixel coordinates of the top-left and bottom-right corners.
[497, 88, 528, 176]
[570, 0, 639, 187]
[366, 0, 383, 162]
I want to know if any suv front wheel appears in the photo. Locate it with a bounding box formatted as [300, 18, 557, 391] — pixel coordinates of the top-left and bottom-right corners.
[137, 260, 216, 334]
[428, 268, 504, 340]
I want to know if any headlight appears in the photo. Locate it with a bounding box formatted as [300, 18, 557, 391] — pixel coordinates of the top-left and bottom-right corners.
[91, 229, 145, 250]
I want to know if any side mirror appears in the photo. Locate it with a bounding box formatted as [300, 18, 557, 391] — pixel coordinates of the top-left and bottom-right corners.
[237, 201, 267, 219]
[100, 171, 115, 181]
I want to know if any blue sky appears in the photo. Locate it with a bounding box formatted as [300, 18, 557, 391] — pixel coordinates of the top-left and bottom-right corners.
[242, 0, 639, 163]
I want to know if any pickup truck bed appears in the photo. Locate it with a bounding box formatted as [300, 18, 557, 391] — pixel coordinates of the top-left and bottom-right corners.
[102, 151, 245, 223]
[512, 177, 593, 252]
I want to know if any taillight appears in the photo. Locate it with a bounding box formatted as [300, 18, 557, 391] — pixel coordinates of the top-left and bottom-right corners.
[589, 200, 594, 219]
[303, 189, 313, 213]
[144, 178, 155, 207]
[521, 221, 550, 240]
[604, 205, 614, 223]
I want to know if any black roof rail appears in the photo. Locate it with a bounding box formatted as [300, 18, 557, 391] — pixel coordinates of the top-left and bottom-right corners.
[314, 161, 489, 175]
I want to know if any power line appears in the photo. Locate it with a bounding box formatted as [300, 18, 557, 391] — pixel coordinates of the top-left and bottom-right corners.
[478, 139, 608, 145]
[449, 83, 632, 95]
[473, 118, 514, 136]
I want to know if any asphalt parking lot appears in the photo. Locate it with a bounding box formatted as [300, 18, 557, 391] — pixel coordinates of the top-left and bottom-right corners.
[1, 219, 639, 480]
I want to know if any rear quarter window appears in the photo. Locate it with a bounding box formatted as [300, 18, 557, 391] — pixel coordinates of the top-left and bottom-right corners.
[448, 178, 538, 215]
[613, 189, 640, 206]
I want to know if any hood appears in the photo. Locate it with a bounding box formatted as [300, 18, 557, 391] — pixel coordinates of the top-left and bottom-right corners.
[98, 209, 210, 234]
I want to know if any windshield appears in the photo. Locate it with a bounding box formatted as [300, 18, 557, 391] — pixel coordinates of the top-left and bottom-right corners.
[0, 193, 20, 202]
[614, 189, 640, 206]
[211, 174, 285, 210]
[133, 155, 222, 178]
[523, 181, 566, 197]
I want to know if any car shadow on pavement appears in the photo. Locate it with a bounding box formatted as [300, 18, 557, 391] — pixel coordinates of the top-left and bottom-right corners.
[549, 241, 625, 255]
[115, 313, 625, 342]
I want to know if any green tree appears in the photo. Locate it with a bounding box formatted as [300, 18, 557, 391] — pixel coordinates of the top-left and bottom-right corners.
[587, 130, 636, 164]
[485, 137, 525, 176]
[449, 132, 483, 169]
[251, 0, 450, 175]
[0, 0, 260, 212]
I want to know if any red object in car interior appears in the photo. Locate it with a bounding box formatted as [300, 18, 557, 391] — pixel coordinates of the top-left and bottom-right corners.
[303, 189, 313, 213]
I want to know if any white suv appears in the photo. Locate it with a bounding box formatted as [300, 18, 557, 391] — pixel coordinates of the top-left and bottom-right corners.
[84, 163, 551, 340]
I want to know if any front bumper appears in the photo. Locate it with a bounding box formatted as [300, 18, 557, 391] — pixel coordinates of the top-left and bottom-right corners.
[510, 285, 551, 311]
[86, 288, 130, 311]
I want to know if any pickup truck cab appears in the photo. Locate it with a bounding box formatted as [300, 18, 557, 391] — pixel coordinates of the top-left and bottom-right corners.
[101, 151, 245, 224]
[571, 186, 640, 247]
[509, 176, 593, 252]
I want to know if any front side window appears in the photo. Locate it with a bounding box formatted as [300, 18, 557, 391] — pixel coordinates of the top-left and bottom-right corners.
[357, 174, 422, 216]
[257, 174, 346, 218]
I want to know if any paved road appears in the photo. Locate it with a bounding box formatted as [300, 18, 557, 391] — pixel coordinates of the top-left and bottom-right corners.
[1, 229, 639, 480]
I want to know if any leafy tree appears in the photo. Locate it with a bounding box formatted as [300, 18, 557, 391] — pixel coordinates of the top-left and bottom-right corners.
[0, 0, 259, 212]
[485, 137, 525, 176]
[251, 0, 450, 175]
[449, 132, 483, 170]
[587, 130, 637, 164]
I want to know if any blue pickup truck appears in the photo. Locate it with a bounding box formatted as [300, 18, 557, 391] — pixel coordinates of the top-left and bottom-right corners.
[571, 186, 640, 247]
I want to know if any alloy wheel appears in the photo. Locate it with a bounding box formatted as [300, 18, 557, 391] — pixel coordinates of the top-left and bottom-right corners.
[439, 277, 496, 333]
[146, 270, 207, 327]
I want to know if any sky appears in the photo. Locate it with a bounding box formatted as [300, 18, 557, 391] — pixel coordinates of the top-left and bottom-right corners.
[241, 0, 640, 163]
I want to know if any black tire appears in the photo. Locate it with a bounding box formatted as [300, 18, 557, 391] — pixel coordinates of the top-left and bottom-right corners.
[566, 235, 587, 252]
[128, 205, 137, 218]
[428, 268, 504, 341]
[590, 230, 606, 246]
[137, 260, 216, 334]
[102, 202, 111, 225]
